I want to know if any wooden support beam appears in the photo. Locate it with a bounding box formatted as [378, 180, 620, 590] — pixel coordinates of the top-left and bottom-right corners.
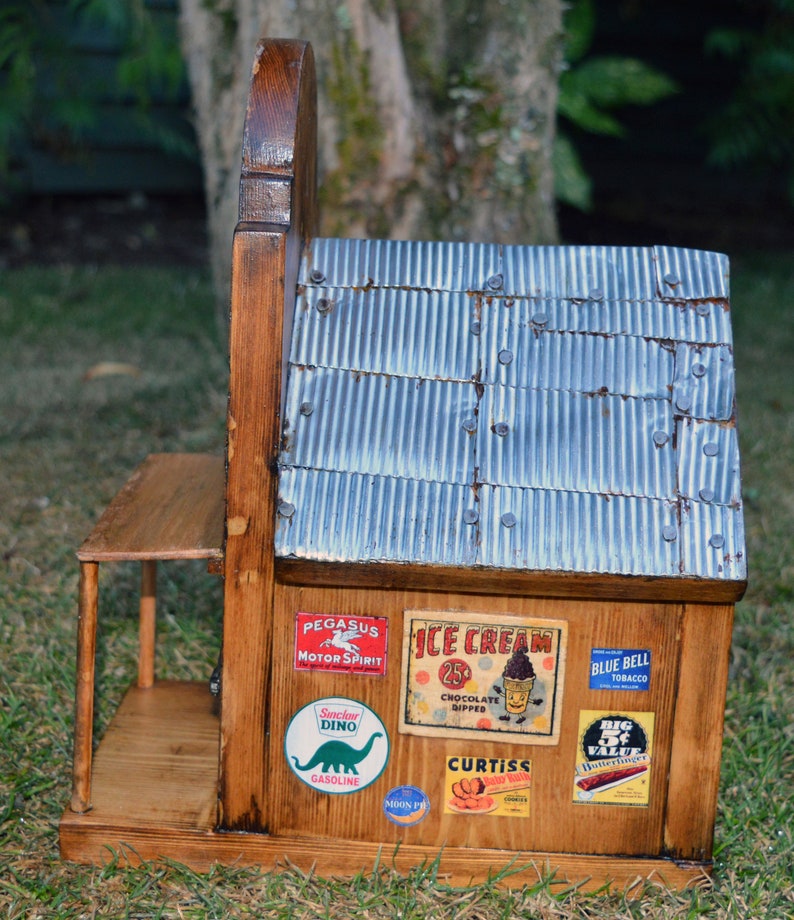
[71, 561, 98, 814]
[220, 39, 317, 831]
[664, 604, 735, 860]
[138, 560, 157, 689]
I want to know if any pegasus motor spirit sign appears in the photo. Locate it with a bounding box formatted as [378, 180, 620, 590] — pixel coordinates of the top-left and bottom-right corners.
[294, 612, 388, 676]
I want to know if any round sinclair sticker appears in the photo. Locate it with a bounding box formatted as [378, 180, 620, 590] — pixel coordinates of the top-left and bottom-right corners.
[383, 785, 430, 826]
[284, 697, 389, 794]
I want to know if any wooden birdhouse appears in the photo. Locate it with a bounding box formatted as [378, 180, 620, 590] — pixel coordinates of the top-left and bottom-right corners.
[60, 39, 747, 891]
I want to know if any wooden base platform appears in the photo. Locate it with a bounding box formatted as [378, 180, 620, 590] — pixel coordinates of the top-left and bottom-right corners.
[60, 682, 711, 893]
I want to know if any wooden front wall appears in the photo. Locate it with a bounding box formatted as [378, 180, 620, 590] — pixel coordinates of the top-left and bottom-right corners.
[264, 584, 733, 862]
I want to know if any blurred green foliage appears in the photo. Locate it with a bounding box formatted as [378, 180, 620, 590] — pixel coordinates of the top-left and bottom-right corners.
[704, 0, 794, 203]
[3, 1, 793, 212]
[554, 0, 678, 211]
[0, 0, 191, 196]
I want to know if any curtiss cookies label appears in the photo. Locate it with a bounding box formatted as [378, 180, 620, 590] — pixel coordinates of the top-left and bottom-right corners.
[572, 710, 654, 806]
[444, 755, 532, 817]
[399, 610, 567, 745]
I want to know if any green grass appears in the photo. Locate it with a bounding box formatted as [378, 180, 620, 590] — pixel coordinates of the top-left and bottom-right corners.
[1, 258, 792, 918]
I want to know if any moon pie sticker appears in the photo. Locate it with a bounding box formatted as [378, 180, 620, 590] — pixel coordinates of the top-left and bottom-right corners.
[383, 785, 430, 826]
[285, 697, 389, 794]
[573, 710, 654, 806]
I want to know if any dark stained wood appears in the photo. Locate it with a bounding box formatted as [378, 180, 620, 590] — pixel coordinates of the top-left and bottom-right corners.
[219, 39, 317, 833]
[220, 228, 285, 832]
[267, 585, 680, 856]
[61, 36, 738, 891]
[78, 453, 225, 562]
[69, 452, 225, 814]
[239, 39, 317, 237]
[61, 824, 711, 894]
[275, 558, 748, 604]
[68, 682, 219, 828]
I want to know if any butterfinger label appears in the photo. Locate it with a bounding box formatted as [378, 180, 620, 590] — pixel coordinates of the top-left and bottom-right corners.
[572, 711, 654, 806]
[575, 752, 650, 778]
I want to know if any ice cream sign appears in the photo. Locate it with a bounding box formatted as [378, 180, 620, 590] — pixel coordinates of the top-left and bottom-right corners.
[399, 610, 568, 745]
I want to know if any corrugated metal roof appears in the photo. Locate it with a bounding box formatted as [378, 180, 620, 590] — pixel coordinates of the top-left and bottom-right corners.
[277, 469, 479, 567]
[482, 326, 676, 395]
[676, 420, 742, 506]
[477, 486, 680, 576]
[291, 287, 478, 380]
[282, 368, 476, 484]
[298, 237, 730, 309]
[672, 344, 736, 421]
[277, 238, 745, 585]
[476, 387, 675, 498]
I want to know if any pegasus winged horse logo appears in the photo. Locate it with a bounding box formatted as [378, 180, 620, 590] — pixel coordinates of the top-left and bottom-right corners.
[320, 627, 363, 656]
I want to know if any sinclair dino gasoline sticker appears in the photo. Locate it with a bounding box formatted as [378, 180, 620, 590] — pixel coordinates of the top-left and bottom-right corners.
[444, 755, 532, 817]
[284, 697, 389, 794]
[572, 710, 655, 806]
[294, 612, 388, 676]
[399, 610, 567, 745]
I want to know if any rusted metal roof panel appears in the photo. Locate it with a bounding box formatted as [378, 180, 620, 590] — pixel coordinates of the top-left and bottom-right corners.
[276, 470, 682, 578]
[672, 344, 736, 421]
[277, 238, 746, 586]
[276, 469, 479, 567]
[291, 287, 479, 380]
[477, 387, 676, 499]
[299, 237, 502, 292]
[301, 238, 729, 304]
[655, 245, 730, 302]
[281, 368, 476, 485]
[478, 292, 732, 352]
[675, 420, 742, 507]
[499, 244, 658, 301]
[478, 486, 679, 576]
[679, 499, 746, 582]
[481, 327, 675, 396]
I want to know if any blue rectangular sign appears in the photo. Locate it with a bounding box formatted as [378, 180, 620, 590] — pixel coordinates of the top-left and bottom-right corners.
[589, 648, 651, 691]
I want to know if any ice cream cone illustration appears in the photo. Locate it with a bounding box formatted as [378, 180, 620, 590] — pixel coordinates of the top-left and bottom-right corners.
[497, 646, 538, 720]
[502, 676, 535, 714]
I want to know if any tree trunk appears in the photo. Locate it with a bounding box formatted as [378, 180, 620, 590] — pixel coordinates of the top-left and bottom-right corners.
[178, 0, 563, 313]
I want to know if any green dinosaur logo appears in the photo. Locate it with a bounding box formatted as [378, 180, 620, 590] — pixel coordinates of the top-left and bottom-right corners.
[291, 732, 383, 774]
[285, 697, 389, 794]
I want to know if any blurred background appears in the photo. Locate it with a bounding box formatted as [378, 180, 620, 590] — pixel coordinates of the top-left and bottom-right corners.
[2, 0, 793, 278]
